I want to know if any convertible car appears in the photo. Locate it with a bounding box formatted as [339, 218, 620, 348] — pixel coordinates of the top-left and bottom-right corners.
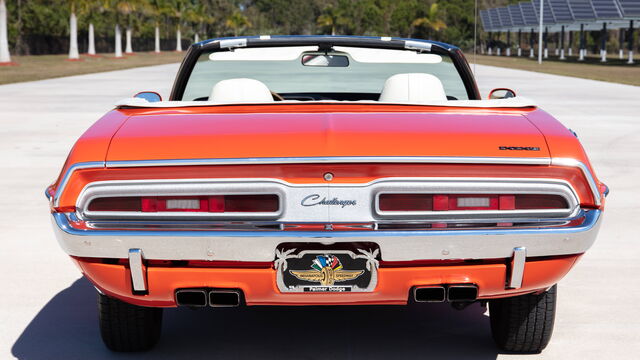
[47, 36, 606, 353]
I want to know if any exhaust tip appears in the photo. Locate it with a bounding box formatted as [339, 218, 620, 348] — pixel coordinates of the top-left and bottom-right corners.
[175, 289, 208, 307]
[447, 285, 478, 302]
[209, 289, 241, 307]
[414, 286, 446, 302]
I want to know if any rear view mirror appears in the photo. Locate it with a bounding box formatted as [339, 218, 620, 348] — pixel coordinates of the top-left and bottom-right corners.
[134, 91, 162, 102]
[488, 88, 516, 100]
[301, 54, 349, 67]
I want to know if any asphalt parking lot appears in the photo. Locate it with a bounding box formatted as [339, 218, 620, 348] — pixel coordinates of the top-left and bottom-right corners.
[0, 62, 638, 359]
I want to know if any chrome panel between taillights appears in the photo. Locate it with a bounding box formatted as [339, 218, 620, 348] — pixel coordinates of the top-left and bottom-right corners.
[76, 177, 580, 222]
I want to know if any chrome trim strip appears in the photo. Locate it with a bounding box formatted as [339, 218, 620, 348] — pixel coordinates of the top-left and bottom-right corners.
[51, 210, 602, 262]
[508, 247, 527, 289]
[53, 161, 104, 207]
[128, 249, 146, 292]
[52, 156, 601, 208]
[75, 177, 580, 222]
[551, 158, 602, 206]
[105, 156, 551, 168]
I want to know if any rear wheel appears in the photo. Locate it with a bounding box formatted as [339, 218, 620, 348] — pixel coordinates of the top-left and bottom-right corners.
[98, 293, 163, 352]
[489, 285, 557, 353]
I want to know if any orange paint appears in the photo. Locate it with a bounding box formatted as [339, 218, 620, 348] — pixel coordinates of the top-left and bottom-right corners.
[73, 255, 580, 307]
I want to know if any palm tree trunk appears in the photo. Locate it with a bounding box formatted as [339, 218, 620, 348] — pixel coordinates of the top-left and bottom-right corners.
[125, 27, 133, 54]
[0, 0, 11, 63]
[88, 23, 96, 55]
[115, 24, 123, 58]
[68, 12, 79, 59]
[154, 25, 160, 53]
[176, 28, 182, 52]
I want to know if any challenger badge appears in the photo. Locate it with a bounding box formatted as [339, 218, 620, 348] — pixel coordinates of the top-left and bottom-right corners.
[275, 247, 380, 292]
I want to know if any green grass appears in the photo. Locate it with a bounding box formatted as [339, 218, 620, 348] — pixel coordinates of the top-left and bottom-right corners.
[471, 53, 640, 87]
[0, 51, 185, 85]
[2, 50, 639, 87]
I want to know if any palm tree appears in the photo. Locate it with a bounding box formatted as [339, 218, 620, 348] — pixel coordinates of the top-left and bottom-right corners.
[411, 3, 447, 38]
[316, 5, 345, 36]
[148, 0, 166, 53]
[165, 0, 191, 52]
[68, 4, 79, 59]
[225, 11, 250, 37]
[0, 0, 12, 64]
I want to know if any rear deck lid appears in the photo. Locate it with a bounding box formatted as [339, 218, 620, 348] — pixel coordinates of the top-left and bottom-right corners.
[106, 111, 549, 162]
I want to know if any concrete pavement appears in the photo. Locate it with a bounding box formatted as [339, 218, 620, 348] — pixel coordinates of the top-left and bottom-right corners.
[0, 62, 638, 359]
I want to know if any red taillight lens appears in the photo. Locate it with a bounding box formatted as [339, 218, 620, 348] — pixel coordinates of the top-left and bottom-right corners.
[379, 194, 433, 211]
[378, 194, 567, 212]
[88, 197, 142, 211]
[88, 195, 279, 213]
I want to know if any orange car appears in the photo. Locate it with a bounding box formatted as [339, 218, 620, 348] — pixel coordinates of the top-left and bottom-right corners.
[47, 36, 606, 353]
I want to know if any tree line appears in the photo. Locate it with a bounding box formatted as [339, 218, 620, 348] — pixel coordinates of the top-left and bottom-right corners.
[1, 0, 519, 59]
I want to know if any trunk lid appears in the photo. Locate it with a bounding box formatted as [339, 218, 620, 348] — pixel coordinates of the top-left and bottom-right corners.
[106, 111, 549, 161]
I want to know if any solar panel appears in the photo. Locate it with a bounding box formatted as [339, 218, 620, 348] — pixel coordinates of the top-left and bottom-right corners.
[591, 0, 623, 18]
[520, 1, 540, 26]
[532, 0, 557, 25]
[568, 0, 596, 20]
[549, 0, 575, 22]
[498, 7, 514, 28]
[616, 0, 640, 17]
[480, 9, 493, 31]
[509, 4, 526, 26]
[489, 8, 502, 29]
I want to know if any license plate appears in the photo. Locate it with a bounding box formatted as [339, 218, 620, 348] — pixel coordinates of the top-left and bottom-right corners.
[275, 247, 379, 293]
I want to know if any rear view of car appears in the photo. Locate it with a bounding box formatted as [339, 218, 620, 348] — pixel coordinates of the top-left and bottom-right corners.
[47, 36, 606, 353]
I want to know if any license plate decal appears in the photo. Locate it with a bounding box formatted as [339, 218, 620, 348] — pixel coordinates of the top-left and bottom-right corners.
[275, 248, 379, 293]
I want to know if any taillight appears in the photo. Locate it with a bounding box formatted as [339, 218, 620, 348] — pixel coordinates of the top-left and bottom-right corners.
[88, 195, 279, 213]
[378, 194, 567, 212]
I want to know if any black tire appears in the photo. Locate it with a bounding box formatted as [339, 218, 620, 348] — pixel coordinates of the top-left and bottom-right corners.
[489, 285, 557, 353]
[98, 293, 163, 352]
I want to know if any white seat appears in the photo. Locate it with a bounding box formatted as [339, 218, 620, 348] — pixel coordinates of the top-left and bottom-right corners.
[378, 73, 447, 103]
[210, 78, 274, 103]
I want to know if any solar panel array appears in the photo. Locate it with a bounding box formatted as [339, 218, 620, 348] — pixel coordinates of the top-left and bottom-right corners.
[591, 0, 623, 18]
[520, 1, 540, 26]
[618, 0, 640, 16]
[532, 0, 558, 25]
[489, 8, 502, 29]
[509, 4, 527, 26]
[568, 0, 596, 21]
[480, 9, 493, 31]
[481, 0, 640, 31]
[549, 0, 575, 22]
[498, 7, 514, 27]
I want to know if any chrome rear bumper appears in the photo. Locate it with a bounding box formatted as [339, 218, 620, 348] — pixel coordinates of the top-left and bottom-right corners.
[51, 209, 602, 262]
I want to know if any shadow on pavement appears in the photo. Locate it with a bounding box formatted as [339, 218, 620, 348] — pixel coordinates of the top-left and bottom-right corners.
[12, 278, 499, 360]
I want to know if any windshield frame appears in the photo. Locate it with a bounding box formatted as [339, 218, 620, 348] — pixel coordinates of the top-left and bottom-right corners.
[169, 36, 481, 102]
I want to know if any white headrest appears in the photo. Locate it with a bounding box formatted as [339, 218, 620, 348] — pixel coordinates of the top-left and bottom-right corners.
[210, 78, 274, 103]
[379, 73, 447, 103]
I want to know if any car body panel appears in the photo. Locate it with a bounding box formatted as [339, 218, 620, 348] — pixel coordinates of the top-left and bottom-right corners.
[105, 109, 549, 162]
[48, 36, 606, 308]
[73, 255, 581, 307]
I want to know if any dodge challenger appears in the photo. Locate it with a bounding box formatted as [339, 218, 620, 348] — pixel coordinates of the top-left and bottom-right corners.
[46, 36, 606, 353]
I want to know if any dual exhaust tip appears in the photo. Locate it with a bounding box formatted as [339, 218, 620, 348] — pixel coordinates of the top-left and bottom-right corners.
[177, 285, 476, 306]
[413, 285, 478, 303]
[176, 289, 242, 307]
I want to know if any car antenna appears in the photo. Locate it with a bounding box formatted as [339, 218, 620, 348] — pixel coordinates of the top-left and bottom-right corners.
[473, 0, 478, 76]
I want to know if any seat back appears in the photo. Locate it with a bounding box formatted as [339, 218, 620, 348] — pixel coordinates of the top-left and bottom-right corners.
[379, 73, 447, 103]
[210, 78, 274, 103]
